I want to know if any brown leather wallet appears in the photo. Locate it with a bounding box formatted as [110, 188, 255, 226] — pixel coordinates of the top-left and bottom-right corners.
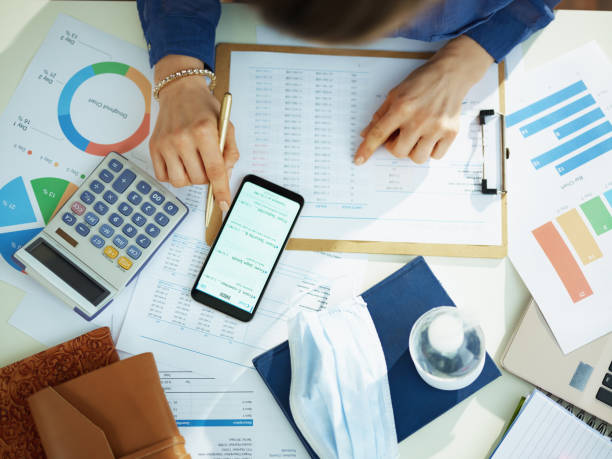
[28, 353, 190, 459]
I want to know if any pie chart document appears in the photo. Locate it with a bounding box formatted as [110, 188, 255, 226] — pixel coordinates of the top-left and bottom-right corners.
[0, 14, 156, 338]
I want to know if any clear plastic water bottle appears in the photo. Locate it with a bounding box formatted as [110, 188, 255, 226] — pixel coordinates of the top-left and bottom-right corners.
[409, 306, 486, 390]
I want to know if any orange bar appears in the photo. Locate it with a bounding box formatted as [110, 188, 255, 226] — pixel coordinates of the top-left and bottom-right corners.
[532, 221, 593, 303]
[556, 209, 603, 265]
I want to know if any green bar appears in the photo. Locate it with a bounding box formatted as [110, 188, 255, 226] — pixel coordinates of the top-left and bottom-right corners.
[91, 62, 129, 76]
[580, 197, 612, 235]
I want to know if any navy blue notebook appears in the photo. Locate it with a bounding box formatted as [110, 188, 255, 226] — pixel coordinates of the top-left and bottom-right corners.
[252, 256, 501, 458]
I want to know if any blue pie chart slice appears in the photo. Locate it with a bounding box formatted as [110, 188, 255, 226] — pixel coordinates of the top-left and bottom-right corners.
[0, 176, 37, 228]
[0, 227, 43, 271]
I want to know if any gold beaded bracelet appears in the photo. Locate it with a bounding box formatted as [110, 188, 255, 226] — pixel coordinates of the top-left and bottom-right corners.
[153, 68, 216, 100]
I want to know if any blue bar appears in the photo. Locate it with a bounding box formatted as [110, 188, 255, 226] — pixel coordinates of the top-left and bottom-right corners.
[556, 136, 612, 175]
[506, 81, 587, 127]
[604, 189, 612, 208]
[531, 122, 612, 169]
[520, 94, 596, 137]
[554, 108, 605, 139]
[176, 419, 253, 427]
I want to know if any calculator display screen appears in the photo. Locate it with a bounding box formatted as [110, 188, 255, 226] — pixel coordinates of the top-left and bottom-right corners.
[195, 181, 301, 314]
[27, 239, 110, 306]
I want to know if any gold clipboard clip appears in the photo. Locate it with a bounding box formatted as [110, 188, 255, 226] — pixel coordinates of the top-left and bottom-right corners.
[479, 109, 509, 195]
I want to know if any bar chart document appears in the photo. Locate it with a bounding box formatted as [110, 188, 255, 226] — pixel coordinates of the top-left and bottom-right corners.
[507, 42, 612, 353]
[227, 51, 503, 246]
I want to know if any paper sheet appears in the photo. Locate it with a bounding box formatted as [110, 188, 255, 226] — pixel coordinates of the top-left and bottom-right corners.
[491, 390, 612, 458]
[0, 14, 156, 336]
[117, 193, 367, 374]
[507, 42, 612, 353]
[227, 51, 503, 245]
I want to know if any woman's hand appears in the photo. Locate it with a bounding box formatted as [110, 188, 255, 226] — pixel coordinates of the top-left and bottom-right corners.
[150, 55, 239, 212]
[355, 36, 494, 165]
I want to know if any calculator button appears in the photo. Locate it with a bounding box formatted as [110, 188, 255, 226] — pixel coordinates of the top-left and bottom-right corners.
[90, 235, 105, 248]
[118, 202, 133, 216]
[75, 223, 90, 237]
[84, 212, 99, 226]
[109, 213, 124, 227]
[122, 224, 137, 238]
[103, 190, 118, 205]
[131, 213, 146, 227]
[136, 181, 152, 194]
[603, 374, 612, 390]
[145, 224, 160, 238]
[150, 191, 165, 205]
[127, 191, 142, 205]
[80, 191, 95, 205]
[99, 224, 114, 238]
[163, 202, 179, 216]
[154, 213, 169, 227]
[108, 158, 123, 172]
[136, 234, 151, 248]
[71, 201, 86, 216]
[117, 256, 132, 271]
[112, 169, 137, 193]
[89, 180, 104, 194]
[141, 202, 155, 216]
[113, 235, 128, 249]
[126, 245, 142, 260]
[93, 201, 109, 215]
[104, 245, 119, 259]
[596, 387, 612, 407]
[62, 213, 76, 226]
[98, 169, 114, 183]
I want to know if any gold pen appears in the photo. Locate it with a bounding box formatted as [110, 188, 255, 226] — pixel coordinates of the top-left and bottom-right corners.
[205, 92, 232, 228]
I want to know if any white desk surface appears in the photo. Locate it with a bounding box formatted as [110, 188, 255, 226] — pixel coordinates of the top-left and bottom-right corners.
[1, 2, 610, 457]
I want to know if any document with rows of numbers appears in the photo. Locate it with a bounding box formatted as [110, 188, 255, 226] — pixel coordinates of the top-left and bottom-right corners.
[227, 51, 503, 245]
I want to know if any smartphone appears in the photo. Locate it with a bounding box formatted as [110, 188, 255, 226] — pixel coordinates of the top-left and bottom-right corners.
[191, 175, 304, 322]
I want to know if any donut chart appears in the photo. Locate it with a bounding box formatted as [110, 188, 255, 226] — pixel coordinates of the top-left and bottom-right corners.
[58, 62, 151, 156]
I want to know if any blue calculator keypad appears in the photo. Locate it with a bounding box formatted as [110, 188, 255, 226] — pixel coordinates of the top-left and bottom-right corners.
[113, 234, 128, 249]
[118, 202, 133, 216]
[113, 169, 137, 193]
[62, 213, 76, 226]
[109, 213, 124, 227]
[108, 158, 123, 172]
[127, 191, 142, 205]
[127, 245, 142, 260]
[93, 202, 109, 215]
[98, 169, 114, 183]
[99, 224, 114, 238]
[163, 202, 179, 216]
[136, 234, 151, 248]
[103, 190, 118, 205]
[76, 223, 90, 236]
[90, 180, 104, 194]
[80, 191, 95, 205]
[90, 235, 105, 248]
[154, 213, 169, 227]
[145, 224, 160, 238]
[84, 212, 99, 226]
[122, 224, 137, 238]
[136, 181, 151, 194]
[141, 202, 155, 216]
[131, 213, 146, 227]
[150, 191, 165, 205]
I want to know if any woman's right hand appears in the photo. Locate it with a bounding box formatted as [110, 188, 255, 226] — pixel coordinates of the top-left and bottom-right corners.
[149, 55, 239, 212]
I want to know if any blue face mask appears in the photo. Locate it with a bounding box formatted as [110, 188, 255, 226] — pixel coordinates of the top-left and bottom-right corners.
[287, 296, 398, 459]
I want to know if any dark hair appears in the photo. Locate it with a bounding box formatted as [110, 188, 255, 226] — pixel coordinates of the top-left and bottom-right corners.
[252, 0, 425, 43]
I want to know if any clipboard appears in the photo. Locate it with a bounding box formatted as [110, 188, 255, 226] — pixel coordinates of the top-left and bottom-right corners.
[207, 43, 507, 258]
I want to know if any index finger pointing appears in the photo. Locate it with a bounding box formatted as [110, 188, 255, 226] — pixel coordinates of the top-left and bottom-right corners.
[354, 112, 401, 165]
[197, 135, 231, 212]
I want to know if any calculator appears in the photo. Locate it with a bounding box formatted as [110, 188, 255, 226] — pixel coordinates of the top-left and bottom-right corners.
[15, 152, 188, 321]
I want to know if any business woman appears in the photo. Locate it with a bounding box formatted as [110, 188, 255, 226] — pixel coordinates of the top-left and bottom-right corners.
[138, 0, 559, 210]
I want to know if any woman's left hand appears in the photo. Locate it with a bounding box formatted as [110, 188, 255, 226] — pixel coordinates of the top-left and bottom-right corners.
[354, 35, 494, 165]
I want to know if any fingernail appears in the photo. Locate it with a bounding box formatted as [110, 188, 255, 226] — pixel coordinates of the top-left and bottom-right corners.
[219, 201, 229, 213]
[354, 157, 364, 165]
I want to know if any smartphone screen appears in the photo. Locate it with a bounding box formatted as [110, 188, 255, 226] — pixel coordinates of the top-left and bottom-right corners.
[191, 175, 303, 321]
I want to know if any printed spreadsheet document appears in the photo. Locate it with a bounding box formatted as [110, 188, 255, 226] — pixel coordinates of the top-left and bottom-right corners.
[228, 51, 503, 245]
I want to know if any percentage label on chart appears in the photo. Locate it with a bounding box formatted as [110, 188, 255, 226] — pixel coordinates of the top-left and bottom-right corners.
[38, 69, 57, 85]
[13, 116, 30, 131]
[60, 30, 78, 45]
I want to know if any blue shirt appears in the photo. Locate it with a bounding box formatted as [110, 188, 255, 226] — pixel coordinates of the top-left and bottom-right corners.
[137, 0, 558, 69]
